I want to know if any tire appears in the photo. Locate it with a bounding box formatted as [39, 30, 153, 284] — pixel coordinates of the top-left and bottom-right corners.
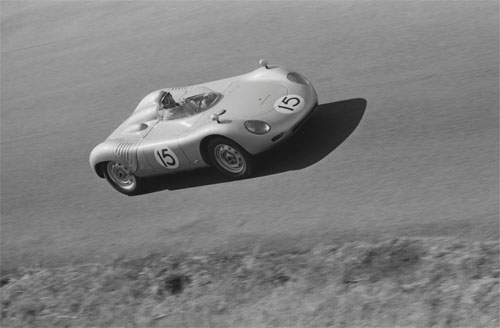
[103, 161, 143, 196]
[207, 137, 253, 179]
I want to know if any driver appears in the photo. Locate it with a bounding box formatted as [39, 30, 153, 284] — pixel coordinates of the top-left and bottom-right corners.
[160, 92, 180, 109]
[158, 91, 182, 120]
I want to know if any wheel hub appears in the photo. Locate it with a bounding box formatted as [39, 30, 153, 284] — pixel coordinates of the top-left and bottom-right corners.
[107, 161, 136, 190]
[214, 144, 246, 174]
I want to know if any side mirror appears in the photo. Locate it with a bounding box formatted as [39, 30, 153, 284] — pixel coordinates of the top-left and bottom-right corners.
[259, 59, 268, 69]
[211, 109, 227, 123]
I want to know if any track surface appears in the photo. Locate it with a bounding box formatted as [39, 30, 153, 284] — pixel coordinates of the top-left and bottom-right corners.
[1, 1, 498, 269]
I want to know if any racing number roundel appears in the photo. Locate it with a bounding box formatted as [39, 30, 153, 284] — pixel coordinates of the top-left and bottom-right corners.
[273, 95, 305, 114]
[154, 146, 179, 169]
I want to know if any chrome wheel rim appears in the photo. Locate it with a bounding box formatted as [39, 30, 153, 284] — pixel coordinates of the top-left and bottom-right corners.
[107, 161, 136, 191]
[214, 144, 246, 174]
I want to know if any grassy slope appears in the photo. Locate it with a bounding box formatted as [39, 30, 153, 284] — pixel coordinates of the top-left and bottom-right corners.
[1, 237, 499, 328]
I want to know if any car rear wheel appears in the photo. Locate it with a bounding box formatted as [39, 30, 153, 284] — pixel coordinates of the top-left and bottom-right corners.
[207, 137, 253, 179]
[103, 161, 143, 196]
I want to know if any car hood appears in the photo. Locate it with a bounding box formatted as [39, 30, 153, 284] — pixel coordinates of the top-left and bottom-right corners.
[217, 81, 288, 119]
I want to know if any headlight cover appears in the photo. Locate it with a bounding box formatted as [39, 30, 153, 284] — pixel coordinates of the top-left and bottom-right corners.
[244, 120, 271, 135]
[287, 72, 308, 85]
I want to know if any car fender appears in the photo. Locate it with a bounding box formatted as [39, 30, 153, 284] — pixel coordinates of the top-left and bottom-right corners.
[89, 138, 141, 178]
[178, 116, 269, 162]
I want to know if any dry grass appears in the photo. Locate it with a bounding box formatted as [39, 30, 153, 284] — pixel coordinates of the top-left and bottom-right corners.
[1, 237, 499, 327]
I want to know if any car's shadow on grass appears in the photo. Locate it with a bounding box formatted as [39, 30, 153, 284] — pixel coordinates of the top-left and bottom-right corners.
[139, 98, 366, 194]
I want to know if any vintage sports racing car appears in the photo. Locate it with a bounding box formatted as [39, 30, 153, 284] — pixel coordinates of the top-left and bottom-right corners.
[90, 60, 318, 195]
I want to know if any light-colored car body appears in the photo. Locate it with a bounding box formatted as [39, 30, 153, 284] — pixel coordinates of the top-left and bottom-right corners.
[90, 60, 318, 187]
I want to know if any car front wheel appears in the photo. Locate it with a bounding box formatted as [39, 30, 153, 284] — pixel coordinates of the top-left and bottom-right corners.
[207, 137, 253, 179]
[103, 161, 143, 195]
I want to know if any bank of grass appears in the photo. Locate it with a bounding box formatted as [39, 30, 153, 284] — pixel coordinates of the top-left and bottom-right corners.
[1, 237, 499, 328]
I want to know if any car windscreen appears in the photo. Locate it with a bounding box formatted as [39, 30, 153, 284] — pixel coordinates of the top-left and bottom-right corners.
[157, 92, 222, 121]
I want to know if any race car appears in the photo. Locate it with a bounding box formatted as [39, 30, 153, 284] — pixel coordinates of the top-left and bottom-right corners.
[89, 59, 318, 195]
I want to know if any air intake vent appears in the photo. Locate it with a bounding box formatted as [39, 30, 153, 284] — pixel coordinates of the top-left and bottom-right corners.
[169, 86, 191, 91]
[114, 139, 141, 170]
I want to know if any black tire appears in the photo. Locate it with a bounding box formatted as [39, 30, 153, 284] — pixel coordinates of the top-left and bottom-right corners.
[207, 137, 253, 179]
[102, 161, 143, 196]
